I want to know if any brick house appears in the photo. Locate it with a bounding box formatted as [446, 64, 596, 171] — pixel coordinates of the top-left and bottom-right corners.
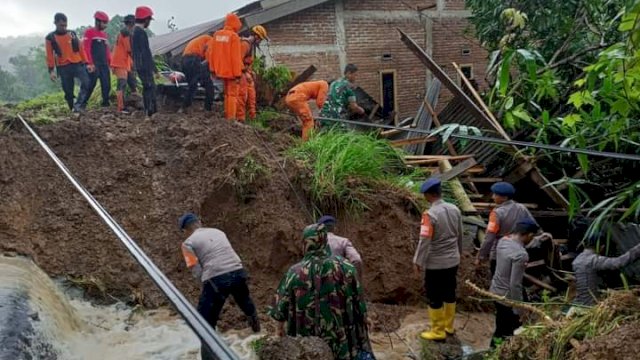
[150, 0, 487, 119]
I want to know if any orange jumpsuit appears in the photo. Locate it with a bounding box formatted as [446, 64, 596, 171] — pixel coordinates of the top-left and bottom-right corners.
[208, 14, 243, 120]
[285, 81, 329, 141]
[237, 39, 257, 121]
[111, 30, 133, 112]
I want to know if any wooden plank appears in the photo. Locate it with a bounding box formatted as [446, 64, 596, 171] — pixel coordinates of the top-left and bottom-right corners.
[465, 166, 486, 174]
[524, 273, 558, 292]
[526, 259, 546, 269]
[437, 158, 478, 182]
[405, 155, 475, 161]
[530, 165, 570, 209]
[368, 104, 380, 120]
[390, 136, 437, 147]
[472, 202, 539, 209]
[380, 125, 411, 138]
[462, 177, 504, 183]
[398, 30, 493, 127]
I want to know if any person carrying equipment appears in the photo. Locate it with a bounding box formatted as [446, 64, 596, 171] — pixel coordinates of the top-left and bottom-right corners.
[180, 34, 215, 112]
[178, 213, 260, 360]
[131, 6, 157, 119]
[83, 11, 112, 107]
[237, 25, 268, 121]
[45, 13, 90, 113]
[208, 13, 243, 120]
[413, 178, 463, 341]
[285, 80, 329, 141]
[111, 14, 137, 114]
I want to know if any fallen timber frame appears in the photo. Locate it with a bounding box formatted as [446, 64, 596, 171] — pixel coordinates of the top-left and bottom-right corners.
[17, 115, 238, 360]
[397, 29, 570, 209]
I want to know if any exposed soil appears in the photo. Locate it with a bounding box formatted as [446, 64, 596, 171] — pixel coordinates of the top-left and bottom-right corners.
[0, 109, 488, 332]
[258, 336, 333, 360]
[571, 321, 640, 360]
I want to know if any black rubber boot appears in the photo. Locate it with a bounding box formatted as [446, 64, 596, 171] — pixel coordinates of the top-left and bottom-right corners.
[248, 315, 261, 333]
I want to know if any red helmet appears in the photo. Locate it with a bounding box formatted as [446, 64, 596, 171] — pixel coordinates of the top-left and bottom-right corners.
[135, 6, 154, 20]
[94, 11, 109, 23]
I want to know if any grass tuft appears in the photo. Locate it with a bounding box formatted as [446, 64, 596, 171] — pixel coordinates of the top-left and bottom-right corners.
[289, 128, 425, 214]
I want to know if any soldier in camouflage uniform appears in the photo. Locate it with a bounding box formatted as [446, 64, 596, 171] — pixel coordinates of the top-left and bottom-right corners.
[320, 64, 365, 127]
[268, 223, 373, 360]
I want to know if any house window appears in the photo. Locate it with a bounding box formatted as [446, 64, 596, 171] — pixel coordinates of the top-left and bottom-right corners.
[459, 64, 474, 81]
[380, 70, 398, 123]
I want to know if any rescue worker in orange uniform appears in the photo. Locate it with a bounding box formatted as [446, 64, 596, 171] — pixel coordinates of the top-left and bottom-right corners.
[237, 25, 269, 121]
[208, 14, 243, 120]
[181, 34, 214, 112]
[285, 80, 329, 141]
[111, 14, 136, 114]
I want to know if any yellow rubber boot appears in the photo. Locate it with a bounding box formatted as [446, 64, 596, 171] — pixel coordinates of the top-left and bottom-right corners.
[444, 302, 456, 335]
[421, 307, 446, 341]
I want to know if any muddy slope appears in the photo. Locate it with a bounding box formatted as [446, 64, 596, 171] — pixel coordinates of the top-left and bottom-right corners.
[0, 110, 437, 328]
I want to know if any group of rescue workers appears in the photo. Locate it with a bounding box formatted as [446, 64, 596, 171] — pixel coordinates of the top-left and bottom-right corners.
[178, 179, 640, 359]
[46, 8, 365, 141]
[45, 6, 640, 360]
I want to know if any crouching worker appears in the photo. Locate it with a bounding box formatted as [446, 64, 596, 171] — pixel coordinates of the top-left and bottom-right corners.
[285, 80, 329, 141]
[413, 178, 463, 341]
[268, 224, 374, 360]
[178, 213, 260, 360]
[489, 219, 539, 347]
[572, 231, 640, 307]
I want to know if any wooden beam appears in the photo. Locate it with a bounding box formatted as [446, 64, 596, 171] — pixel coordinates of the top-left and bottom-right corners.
[380, 125, 411, 138]
[390, 136, 437, 147]
[405, 155, 475, 161]
[471, 202, 539, 209]
[437, 158, 478, 182]
[462, 177, 504, 183]
[524, 273, 558, 292]
[530, 165, 570, 210]
[526, 259, 546, 269]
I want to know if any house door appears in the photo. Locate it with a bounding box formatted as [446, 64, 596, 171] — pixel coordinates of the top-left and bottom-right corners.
[380, 70, 397, 123]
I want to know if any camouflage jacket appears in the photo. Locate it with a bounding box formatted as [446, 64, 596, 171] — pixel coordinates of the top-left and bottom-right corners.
[268, 250, 370, 360]
[320, 77, 357, 121]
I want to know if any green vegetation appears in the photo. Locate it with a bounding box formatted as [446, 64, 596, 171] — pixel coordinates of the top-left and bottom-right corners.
[10, 92, 68, 124]
[234, 155, 268, 202]
[466, 0, 640, 237]
[252, 55, 293, 94]
[289, 129, 425, 214]
[249, 336, 267, 355]
[250, 109, 281, 129]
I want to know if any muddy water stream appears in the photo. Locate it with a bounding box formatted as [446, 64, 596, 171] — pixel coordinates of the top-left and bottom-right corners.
[0, 256, 491, 359]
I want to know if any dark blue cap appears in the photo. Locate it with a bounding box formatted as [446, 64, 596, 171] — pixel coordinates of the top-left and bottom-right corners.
[515, 218, 539, 233]
[420, 177, 441, 193]
[491, 182, 516, 197]
[317, 215, 336, 225]
[178, 213, 199, 230]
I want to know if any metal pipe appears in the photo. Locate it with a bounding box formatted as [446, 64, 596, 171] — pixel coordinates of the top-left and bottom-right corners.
[315, 116, 640, 161]
[16, 114, 239, 360]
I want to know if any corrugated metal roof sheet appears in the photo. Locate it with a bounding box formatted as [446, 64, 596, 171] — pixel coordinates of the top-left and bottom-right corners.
[149, 0, 331, 56]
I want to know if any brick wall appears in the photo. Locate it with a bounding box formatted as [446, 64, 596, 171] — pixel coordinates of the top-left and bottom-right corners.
[432, 17, 488, 106]
[266, 2, 337, 45]
[263, 0, 488, 118]
[345, 15, 426, 118]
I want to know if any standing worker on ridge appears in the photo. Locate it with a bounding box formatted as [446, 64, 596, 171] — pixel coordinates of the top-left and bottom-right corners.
[489, 219, 539, 346]
[285, 80, 329, 141]
[476, 182, 537, 276]
[131, 6, 157, 120]
[180, 34, 215, 113]
[413, 178, 463, 341]
[320, 64, 365, 126]
[316, 215, 363, 276]
[83, 11, 112, 108]
[45, 13, 90, 113]
[178, 213, 260, 360]
[111, 14, 137, 114]
[208, 13, 243, 121]
[237, 25, 268, 122]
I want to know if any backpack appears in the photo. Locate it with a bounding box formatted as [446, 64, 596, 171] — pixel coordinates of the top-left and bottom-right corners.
[46, 31, 80, 57]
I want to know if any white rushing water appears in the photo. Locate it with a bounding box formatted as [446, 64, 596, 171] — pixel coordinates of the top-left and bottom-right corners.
[0, 256, 260, 360]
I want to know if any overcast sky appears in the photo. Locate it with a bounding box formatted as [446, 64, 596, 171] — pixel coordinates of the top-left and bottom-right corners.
[2, 0, 254, 38]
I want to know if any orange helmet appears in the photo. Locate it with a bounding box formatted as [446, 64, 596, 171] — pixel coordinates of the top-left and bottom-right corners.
[251, 25, 269, 41]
